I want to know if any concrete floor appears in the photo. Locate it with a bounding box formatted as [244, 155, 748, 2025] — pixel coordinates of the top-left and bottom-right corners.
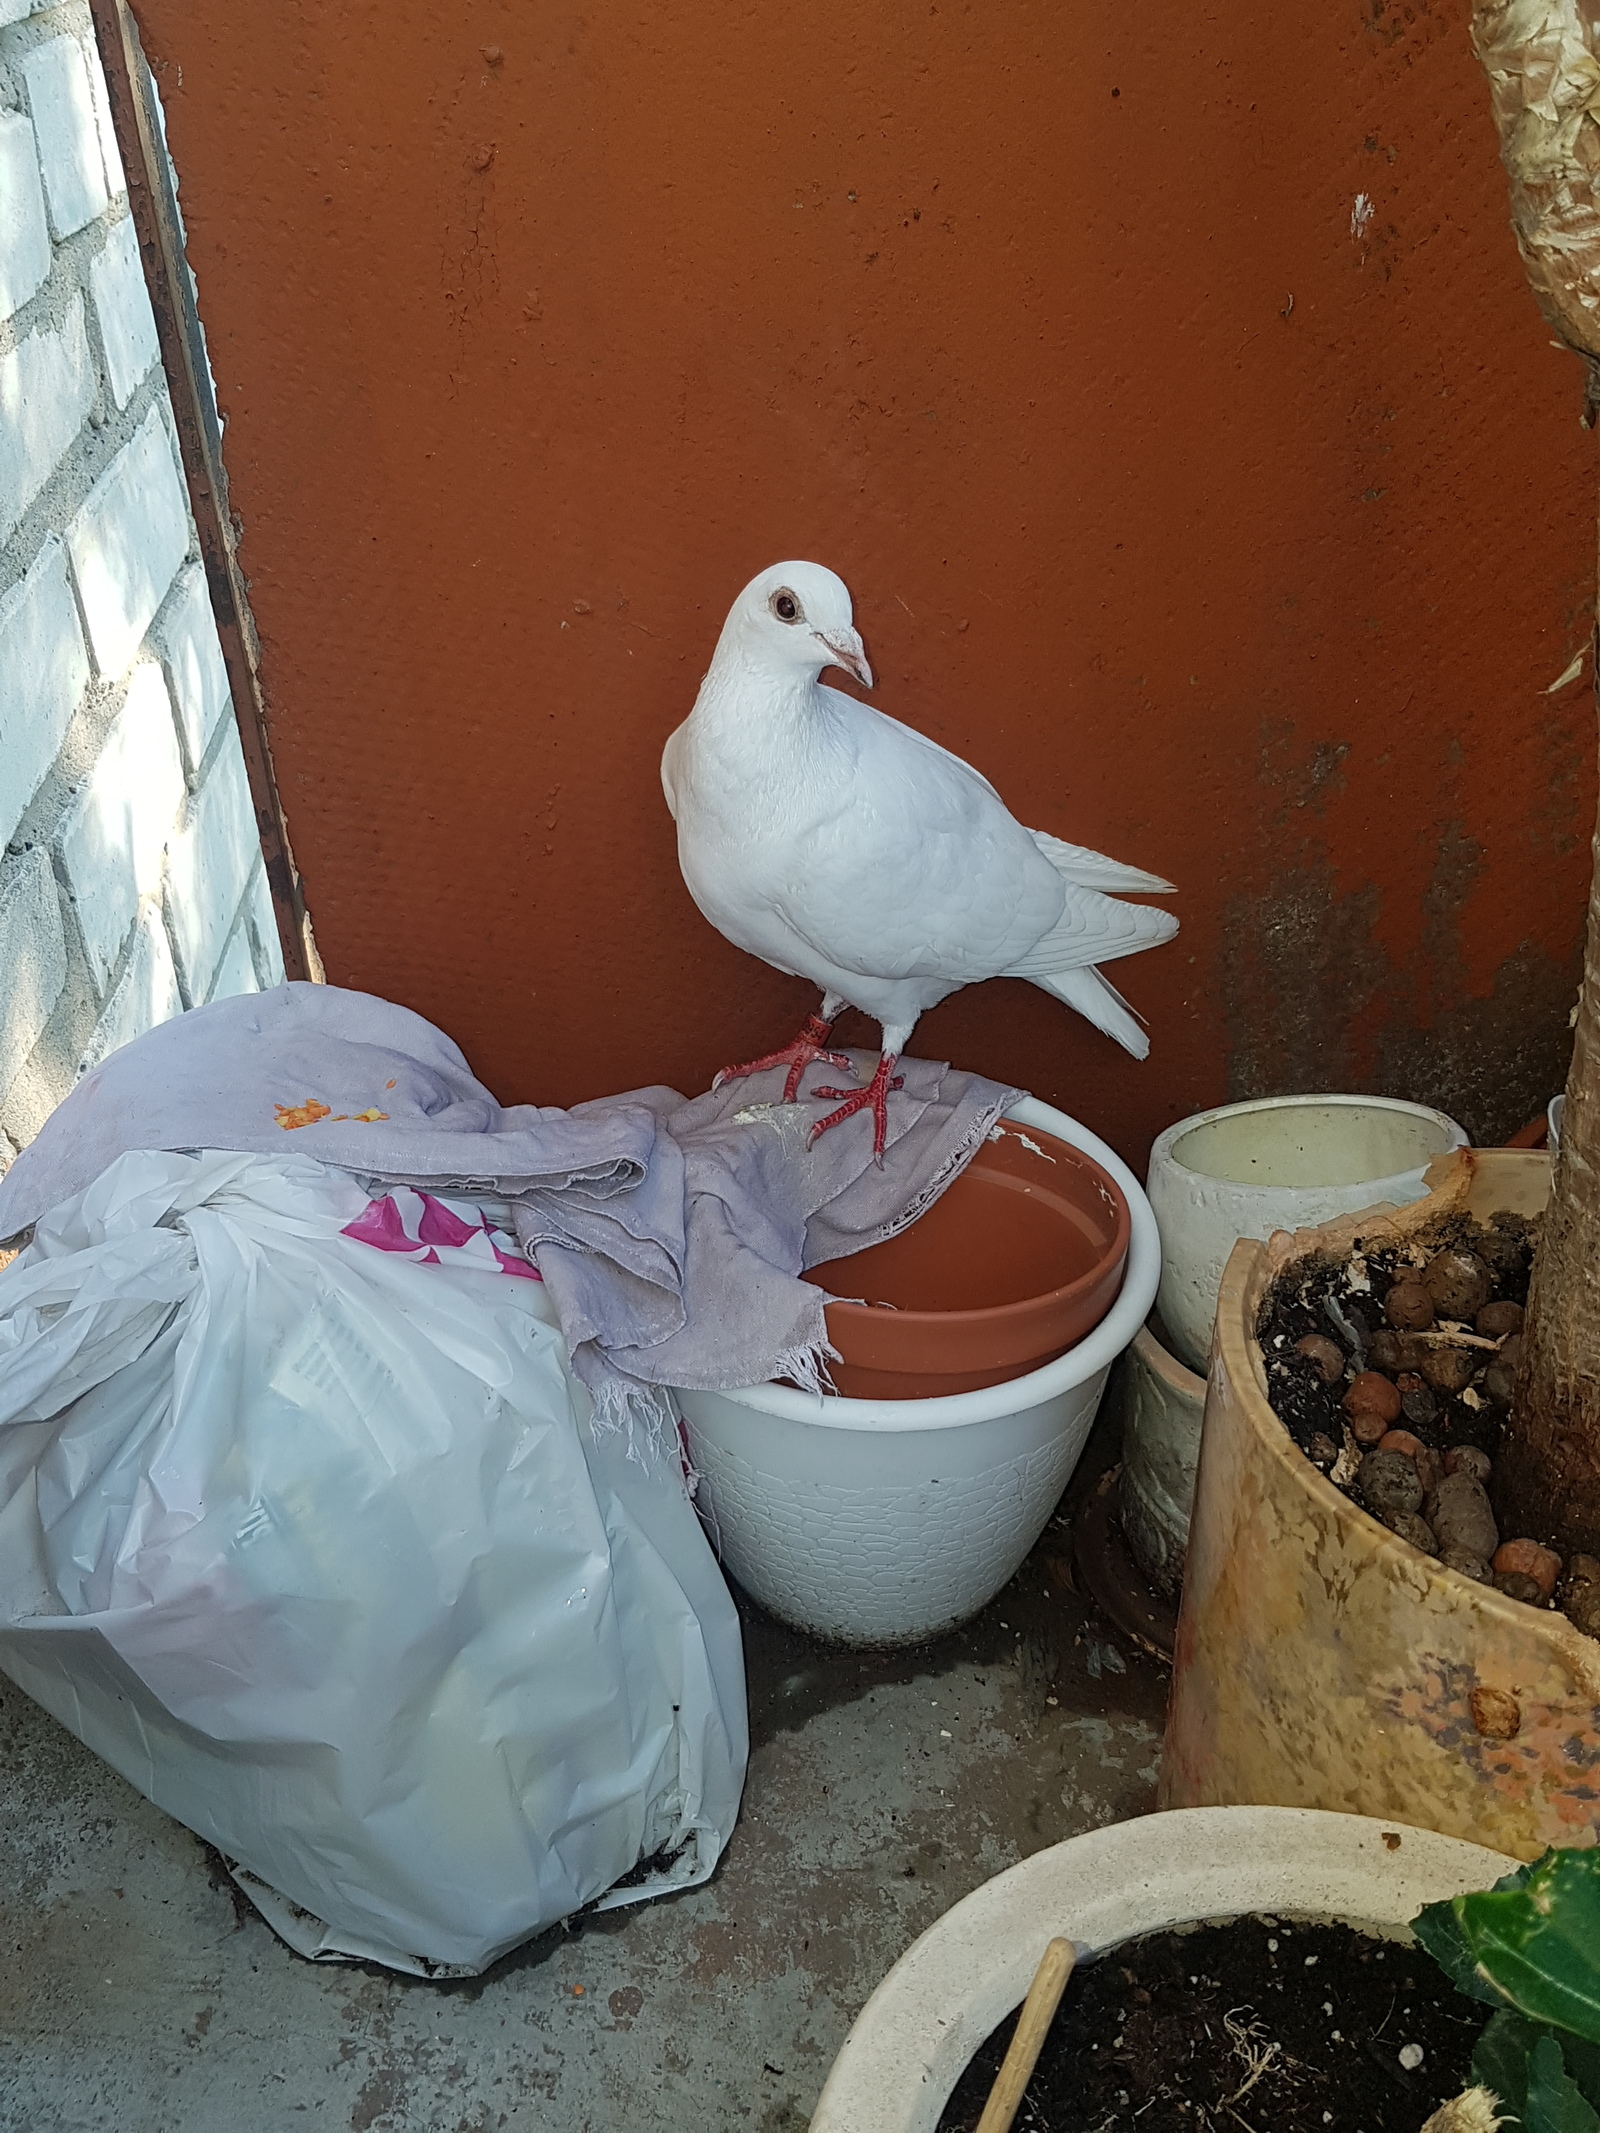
[0, 1418, 1167, 2133]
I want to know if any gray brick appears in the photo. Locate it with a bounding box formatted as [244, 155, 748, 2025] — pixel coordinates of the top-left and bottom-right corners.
[155, 562, 231, 766]
[78, 903, 182, 1074]
[0, 0, 40, 26]
[22, 36, 108, 239]
[0, 536, 91, 850]
[84, 39, 124, 199]
[59, 661, 186, 987]
[0, 846, 67, 1106]
[90, 214, 159, 408]
[0, 295, 94, 546]
[66, 403, 191, 681]
[164, 737, 259, 999]
[0, 110, 51, 323]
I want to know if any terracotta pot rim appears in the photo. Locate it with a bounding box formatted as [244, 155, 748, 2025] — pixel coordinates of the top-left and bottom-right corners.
[818, 1133, 1130, 1337]
[1222, 1145, 1590, 1660]
[701, 1096, 1161, 1431]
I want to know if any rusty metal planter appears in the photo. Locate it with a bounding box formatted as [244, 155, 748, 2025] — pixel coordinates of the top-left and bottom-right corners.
[1160, 1148, 1600, 1860]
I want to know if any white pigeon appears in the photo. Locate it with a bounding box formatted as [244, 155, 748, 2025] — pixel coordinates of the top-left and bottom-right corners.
[661, 561, 1178, 1157]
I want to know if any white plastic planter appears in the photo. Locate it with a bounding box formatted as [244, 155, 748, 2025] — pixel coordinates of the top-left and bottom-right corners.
[1146, 1093, 1468, 1374]
[1111, 1319, 1206, 1593]
[811, 1805, 1518, 2133]
[673, 1099, 1160, 1647]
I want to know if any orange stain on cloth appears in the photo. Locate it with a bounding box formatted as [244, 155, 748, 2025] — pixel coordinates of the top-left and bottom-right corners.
[274, 1099, 331, 1130]
[274, 1100, 390, 1129]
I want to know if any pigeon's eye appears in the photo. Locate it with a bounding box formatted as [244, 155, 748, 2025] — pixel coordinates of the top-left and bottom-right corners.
[770, 589, 802, 624]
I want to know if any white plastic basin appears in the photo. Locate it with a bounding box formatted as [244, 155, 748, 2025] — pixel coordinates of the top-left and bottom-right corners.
[673, 1098, 1160, 1648]
[1146, 1093, 1467, 1374]
[811, 1806, 1517, 2133]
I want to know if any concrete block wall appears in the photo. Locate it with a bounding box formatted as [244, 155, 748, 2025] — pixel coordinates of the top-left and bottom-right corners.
[0, 0, 284, 1173]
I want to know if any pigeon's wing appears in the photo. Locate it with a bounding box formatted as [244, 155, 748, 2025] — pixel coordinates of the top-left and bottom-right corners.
[1003, 879, 1178, 975]
[660, 722, 685, 820]
[1030, 829, 1175, 897]
[875, 724, 1175, 898]
[769, 694, 1067, 983]
[873, 709, 1004, 804]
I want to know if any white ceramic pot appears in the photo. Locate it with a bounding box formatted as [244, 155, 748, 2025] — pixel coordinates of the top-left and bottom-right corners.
[811, 1805, 1517, 2133]
[673, 1099, 1159, 1648]
[1111, 1319, 1206, 1593]
[1146, 1094, 1468, 1374]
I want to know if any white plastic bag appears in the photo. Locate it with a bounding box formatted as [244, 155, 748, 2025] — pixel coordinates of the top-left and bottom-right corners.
[0, 1148, 746, 1974]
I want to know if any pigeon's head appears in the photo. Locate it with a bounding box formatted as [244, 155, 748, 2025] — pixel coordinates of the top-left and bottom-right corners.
[725, 561, 873, 689]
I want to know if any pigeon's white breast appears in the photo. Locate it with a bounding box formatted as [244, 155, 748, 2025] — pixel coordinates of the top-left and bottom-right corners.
[669, 685, 1067, 1002]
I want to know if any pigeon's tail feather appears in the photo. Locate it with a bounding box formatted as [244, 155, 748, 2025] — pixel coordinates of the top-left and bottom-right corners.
[1028, 963, 1151, 1058]
[1031, 830, 1175, 897]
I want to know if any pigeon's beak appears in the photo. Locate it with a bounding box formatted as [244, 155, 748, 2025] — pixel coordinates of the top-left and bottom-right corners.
[817, 627, 873, 690]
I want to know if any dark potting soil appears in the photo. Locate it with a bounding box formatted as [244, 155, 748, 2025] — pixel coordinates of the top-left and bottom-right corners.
[1256, 1211, 1535, 1478]
[935, 1915, 1486, 2133]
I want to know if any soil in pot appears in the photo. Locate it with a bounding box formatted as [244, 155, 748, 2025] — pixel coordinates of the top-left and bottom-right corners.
[1253, 1205, 1600, 1634]
[935, 1914, 1486, 2132]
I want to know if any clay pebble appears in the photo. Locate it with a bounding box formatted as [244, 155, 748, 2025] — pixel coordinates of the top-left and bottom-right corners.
[1360, 1449, 1424, 1523]
[1444, 1445, 1492, 1483]
[1376, 1430, 1443, 1495]
[1294, 1334, 1346, 1386]
[1483, 1333, 1522, 1408]
[1344, 1385, 1400, 1447]
[1384, 1281, 1434, 1332]
[1439, 1545, 1494, 1585]
[1475, 1300, 1524, 1340]
[1557, 1555, 1600, 1636]
[1471, 1686, 1521, 1740]
[1388, 1511, 1438, 1554]
[1492, 1539, 1562, 1602]
[1419, 1346, 1478, 1396]
[1368, 1329, 1427, 1374]
[1425, 1472, 1498, 1562]
[1422, 1249, 1492, 1322]
[1494, 1570, 1545, 1605]
[1400, 1382, 1439, 1429]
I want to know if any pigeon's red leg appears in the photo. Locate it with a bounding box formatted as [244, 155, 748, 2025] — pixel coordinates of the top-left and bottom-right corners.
[712, 1013, 854, 1105]
[811, 1052, 905, 1164]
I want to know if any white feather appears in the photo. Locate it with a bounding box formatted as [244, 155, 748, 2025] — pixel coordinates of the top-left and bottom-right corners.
[663, 562, 1178, 1061]
[1031, 829, 1176, 897]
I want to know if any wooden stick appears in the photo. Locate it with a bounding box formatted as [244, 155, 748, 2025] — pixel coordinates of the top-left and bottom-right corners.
[974, 1936, 1077, 2133]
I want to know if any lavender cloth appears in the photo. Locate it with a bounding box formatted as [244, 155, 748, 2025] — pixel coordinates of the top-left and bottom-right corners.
[0, 984, 1022, 1414]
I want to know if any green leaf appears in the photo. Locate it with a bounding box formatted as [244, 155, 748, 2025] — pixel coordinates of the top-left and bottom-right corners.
[1455, 1853, 1600, 2046]
[1415, 1893, 1518, 2010]
[1524, 2032, 1600, 2133]
[1562, 2035, 1600, 2108]
[1472, 2008, 1540, 2122]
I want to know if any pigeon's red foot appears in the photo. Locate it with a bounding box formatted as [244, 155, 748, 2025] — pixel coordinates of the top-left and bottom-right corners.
[712, 1014, 853, 1106]
[811, 1052, 905, 1164]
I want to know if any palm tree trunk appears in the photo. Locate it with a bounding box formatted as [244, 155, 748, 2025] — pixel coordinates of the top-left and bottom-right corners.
[1500, 703, 1600, 1551]
[1473, 0, 1600, 1552]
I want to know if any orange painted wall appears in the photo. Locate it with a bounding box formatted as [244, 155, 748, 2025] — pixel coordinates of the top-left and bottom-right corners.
[136, 0, 1595, 1161]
